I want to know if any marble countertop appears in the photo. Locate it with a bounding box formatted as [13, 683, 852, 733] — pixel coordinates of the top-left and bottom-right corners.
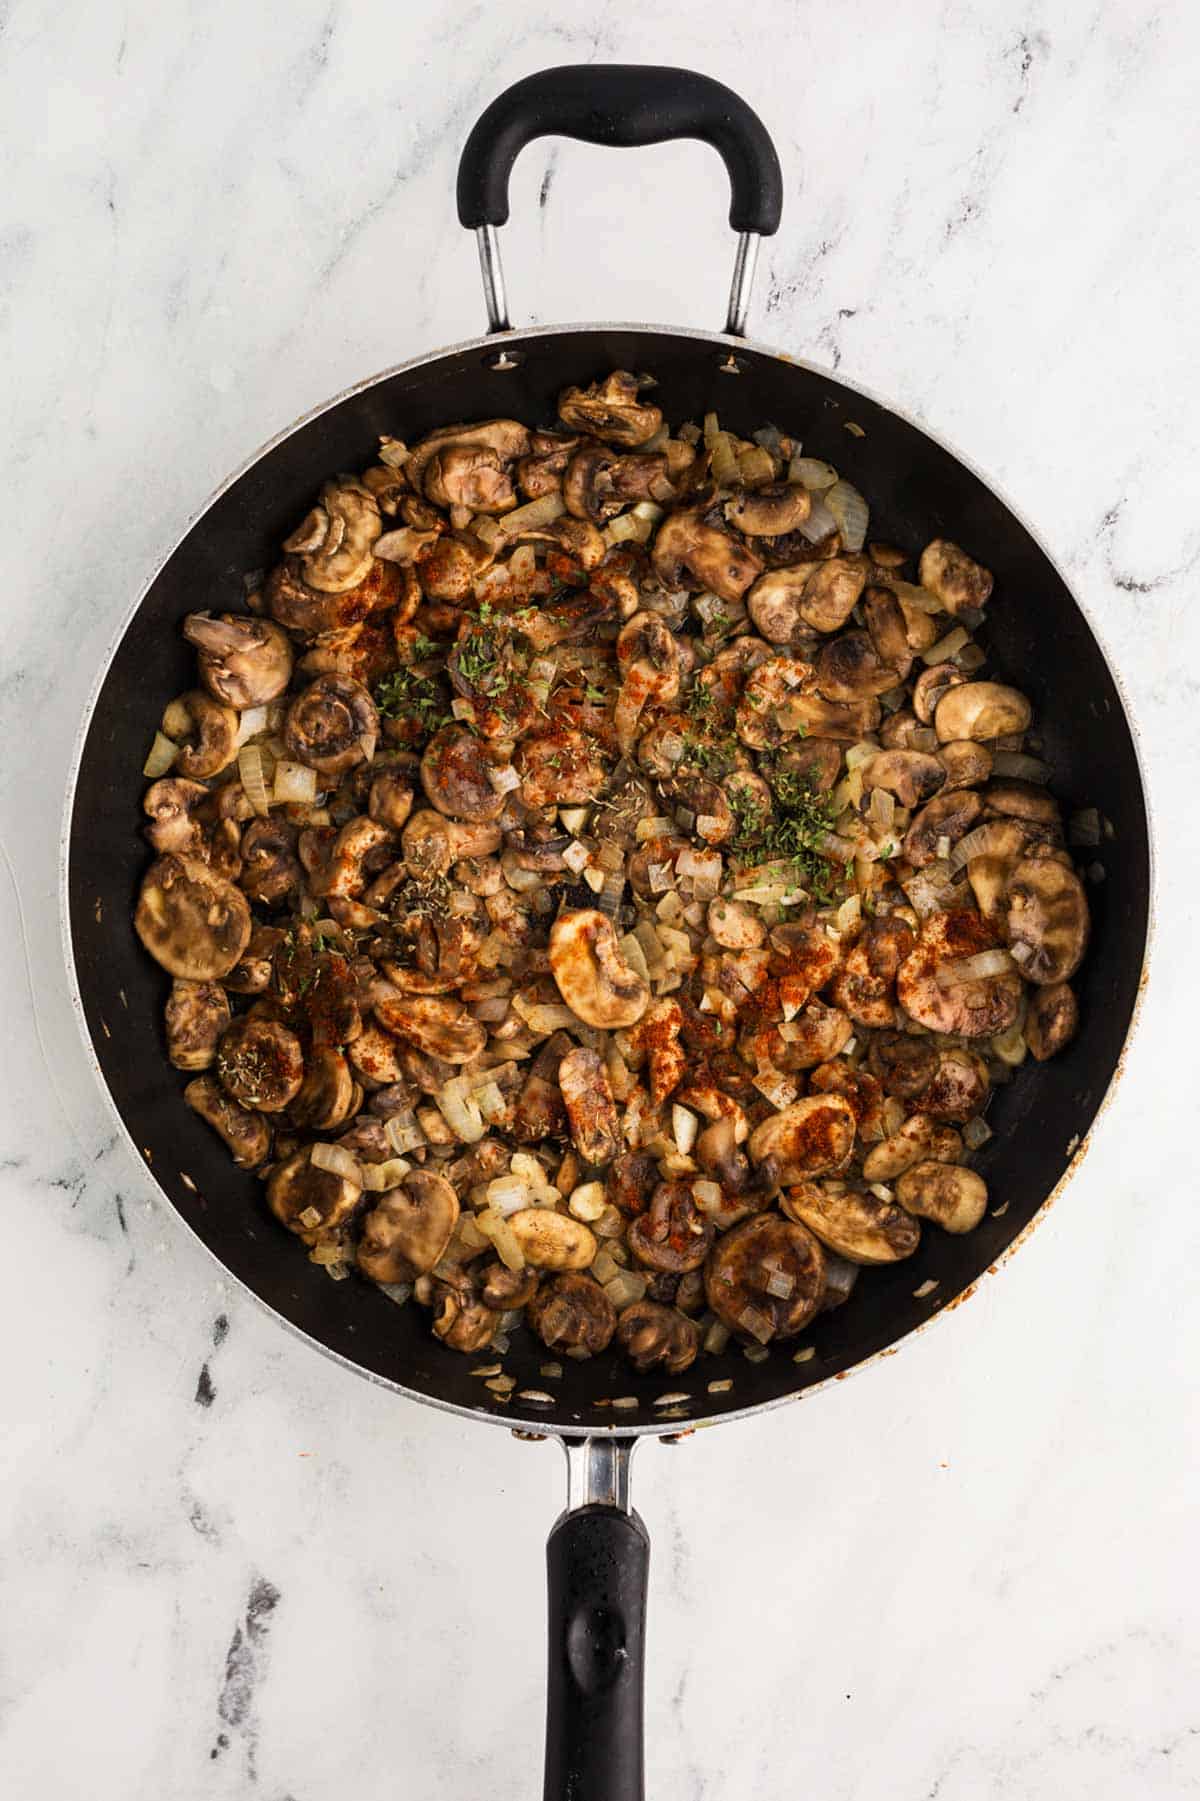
[3, 2, 1198, 1795]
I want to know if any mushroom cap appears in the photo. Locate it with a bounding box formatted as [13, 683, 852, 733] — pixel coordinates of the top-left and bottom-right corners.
[934, 681, 1032, 744]
[424, 444, 516, 515]
[289, 1048, 356, 1131]
[165, 979, 230, 1071]
[420, 724, 506, 822]
[615, 1300, 699, 1373]
[920, 1049, 990, 1122]
[902, 789, 983, 868]
[983, 779, 1062, 828]
[896, 909, 1022, 1038]
[162, 690, 239, 781]
[1005, 855, 1090, 984]
[651, 509, 761, 603]
[527, 1272, 617, 1355]
[705, 1212, 827, 1341]
[912, 663, 965, 725]
[748, 1094, 857, 1185]
[183, 1075, 270, 1168]
[374, 992, 486, 1065]
[481, 1261, 540, 1311]
[549, 909, 650, 1030]
[918, 539, 993, 617]
[628, 1182, 714, 1274]
[862, 585, 914, 675]
[266, 1146, 361, 1236]
[216, 1016, 305, 1112]
[182, 613, 294, 709]
[781, 1178, 921, 1264]
[285, 482, 382, 593]
[135, 854, 251, 980]
[797, 556, 869, 633]
[557, 371, 663, 447]
[746, 564, 819, 644]
[861, 1112, 942, 1182]
[404, 419, 531, 495]
[938, 740, 993, 791]
[815, 631, 903, 702]
[726, 482, 812, 537]
[358, 1171, 459, 1279]
[285, 673, 379, 779]
[867, 1030, 939, 1099]
[266, 554, 401, 637]
[896, 1160, 988, 1234]
[1024, 981, 1079, 1060]
[863, 749, 946, 809]
[776, 999, 854, 1070]
[507, 1208, 598, 1271]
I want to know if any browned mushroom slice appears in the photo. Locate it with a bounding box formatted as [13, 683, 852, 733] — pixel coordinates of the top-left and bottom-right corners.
[616, 1300, 699, 1374]
[183, 1075, 270, 1168]
[918, 540, 993, 617]
[862, 750, 946, 809]
[216, 1017, 305, 1113]
[480, 1261, 540, 1311]
[861, 1112, 946, 1182]
[549, 910, 649, 1029]
[368, 766, 417, 832]
[239, 818, 303, 906]
[401, 810, 502, 880]
[562, 445, 623, 522]
[827, 916, 916, 1030]
[767, 917, 844, 1015]
[432, 1268, 500, 1353]
[867, 1031, 939, 1099]
[726, 483, 812, 537]
[223, 925, 284, 996]
[777, 737, 843, 794]
[424, 445, 516, 514]
[283, 481, 382, 593]
[628, 1182, 714, 1274]
[797, 556, 870, 633]
[313, 818, 396, 900]
[781, 1178, 920, 1264]
[745, 564, 818, 644]
[912, 663, 965, 725]
[694, 1116, 753, 1194]
[707, 896, 766, 951]
[516, 731, 608, 809]
[266, 554, 401, 637]
[347, 1023, 407, 1088]
[516, 439, 576, 500]
[1005, 855, 1090, 984]
[289, 1048, 357, 1131]
[420, 724, 505, 822]
[748, 1094, 856, 1185]
[374, 993, 486, 1065]
[663, 771, 733, 845]
[135, 854, 251, 980]
[815, 631, 903, 702]
[285, 673, 378, 779]
[808, 1061, 886, 1142]
[165, 979, 230, 1070]
[1024, 982, 1079, 1060]
[920, 1049, 989, 1122]
[896, 910, 1022, 1038]
[508, 1209, 597, 1271]
[183, 613, 294, 708]
[404, 420, 531, 496]
[896, 1161, 988, 1233]
[779, 999, 854, 1069]
[528, 1272, 617, 1356]
[965, 819, 1039, 919]
[705, 1213, 826, 1342]
[934, 681, 1031, 744]
[938, 741, 993, 791]
[557, 371, 662, 447]
[359, 1171, 459, 1282]
[558, 1047, 621, 1167]
[267, 1146, 361, 1236]
[862, 585, 914, 680]
[903, 789, 983, 868]
[607, 1151, 659, 1216]
[160, 691, 239, 780]
[983, 779, 1062, 829]
[651, 508, 762, 603]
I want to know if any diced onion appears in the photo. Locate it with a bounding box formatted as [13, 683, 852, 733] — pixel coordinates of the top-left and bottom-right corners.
[359, 1157, 413, 1192]
[868, 1182, 895, 1203]
[935, 949, 1016, 988]
[436, 1079, 485, 1143]
[583, 865, 606, 893]
[560, 805, 590, 833]
[845, 740, 878, 771]
[797, 496, 837, 543]
[298, 1206, 322, 1229]
[472, 1080, 507, 1122]
[477, 1209, 525, 1271]
[142, 731, 178, 778]
[561, 841, 589, 876]
[451, 698, 476, 722]
[604, 511, 652, 546]
[754, 1069, 798, 1110]
[705, 1320, 731, 1355]
[692, 1179, 724, 1213]
[503, 493, 565, 532]
[511, 995, 577, 1033]
[672, 1104, 698, 1155]
[765, 1270, 795, 1300]
[272, 760, 318, 805]
[488, 763, 521, 794]
[235, 704, 271, 749]
[825, 478, 869, 552]
[922, 626, 970, 666]
[635, 815, 674, 841]
[632, 499, 666, 523]
[991, 1022, 1027, 1066]
[569, 1182, 607, 1222]
[788, 454, 838, 490]
[385, 1116, 426, 1155]
[738, 1304, 775, 1345]
[484, 1174, 533, 1215]
[238, 742, 273, 817]
[962, 1117, 993, 1150]
[310, 1143, 363, 1186]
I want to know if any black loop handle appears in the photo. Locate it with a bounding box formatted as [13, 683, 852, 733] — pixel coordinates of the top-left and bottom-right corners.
[457, 65, 783, 237]
[544, 1504, 649, 1801]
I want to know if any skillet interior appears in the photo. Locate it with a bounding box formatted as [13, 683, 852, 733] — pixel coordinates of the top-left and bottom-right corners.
[66, 325, 1149, 1434]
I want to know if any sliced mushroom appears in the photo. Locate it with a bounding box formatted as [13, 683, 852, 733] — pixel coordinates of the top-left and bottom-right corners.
[165, 979, 230, 1070]
[266, 1146, 361, 1236]
[934, 682, 1032, 744]
[705, 1213, 826, 1342]
[777, 737, 843, 795]
[918, 540, 993, 618]
[135, 854, 251, 980]
[511, 1033, 570, 1142]
[516, 731, 609, 809]
[896, 1161, 988, 1233]
[414, 532, 496, 602]
[239, 818, 302, 906]
[797, 556, 869, 633]
[289, 1049, 357, 1131]
[695, 1115, 753, 1194]
[902, 789, 983, 868]
[779, 999, 854, 1070]
[746, 565, 817, 644]
[161, 691, 239, 780]
[557, 371, 662, 447]
[419, 724, 505, 822]
[1005, 856, 1090, 984]
[401, 810, 502, 879]
[216, 1017, 305, 1112]
[347, 1022, 408, 1089]
[284, 673, 378, 780]
[862, 750, 946, 809]
[767, 917, 844, 1014]
[284, 481, 382, 593]
[424, 445, 516, 514]
[912, 663, 965, 725]
[965, 819, 1038, 919]
[558, 1047, 621, 1167]
[508, 1208, 597, 1272]
[368, 766, 417, 832]
[781, 1178, 920, 1264]
[808, 1060, 886, 1143]
[896, 909, 1022, 1038]
[527, 1272, 617, 1355]
[608, 1151, 658, 1215]
[938, 741, 993, 791]
[827, 916, 916, 1030]
[549, 910, 650, 1029]
[481, 1261, 540, 1311]
[223, 925, 284, 995]
[404, 420, 531, 496]
[359, 1171, 459, 1280]
[867, 1030, 939, 1099]
[816, 631, 903, 702]
[708, 896, 766, 951]
[374, 992, 486, 1064]
[143, 778, 210, 857]
[748, 1094, 856, 1185]
[664, 772, 732, 845]
[862, 585, 914, 679]
[616, 1300, 699, 1374]
[1024, 981, 1078, 1060]
[266, 554, 401, 637]
[312, 818, 396, 900]
[183, 1075, 270, 1168]
[182, 613, 294, 708]
[563, 445, 623, 523]
[726, 483, 811, 536]
[983, 779, 1062, 829]
[861, 1112, 945, 1182]
[921, 1049, 989, 1121]
[651, 508, 762, 603]
[628, 1182, 714, 1274]
[431, 1269, 499, 1353]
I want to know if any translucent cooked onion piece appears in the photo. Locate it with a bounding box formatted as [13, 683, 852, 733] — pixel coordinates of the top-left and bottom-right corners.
[825, 479, 869, 553]
[142, 731, 178, 778]
[359, 1157, 413, 1192]
[272, 760, 318, 805]
[238, 742, 273, 816]
[935, 949, 1017, 987]
[310, 1143, 363, 1186]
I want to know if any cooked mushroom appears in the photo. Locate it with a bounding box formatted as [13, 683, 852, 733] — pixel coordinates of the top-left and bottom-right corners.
[815, 631, 903, 702]
[507, 1208, 597, 1272]
[183, 1075, 270, 1168]
[283, 480, 382, 593]
[862, 749, 946, 809]
[424, 445, 516, 514]
[778, 738, 844, 795]
[516, 731, 608, 809]
[862, 585, 914, 680]
[918, 540, 993, 617]
[705, 1213, 826, 1341]
[938, 741, 993, 791]
[896, 1161, 988, 1233]
[374, 992, 486, 1064]
[563, 445, 623, 523]
[1005, 855, 1090, 984]
[779, 999, 854, 1069]
[511, 1033, 570, 1142]
[896, 909, 1022, 1038]
[828, 916, 916, 1029]
[965, 819, 1039, 919]
[726, 482, 812, 537]
[748, 1094, 856, 1185]
[266, 553, 401, 637]
[549, 910, 650, 1029]
[347, 1022, 408, 1089]
[239, 818, 302, 906]
[608, 1151, 659, 1215]
[414, 532, 496, 603]
[289, 1049, 357, 1131]
[135, 854, 251, 980]
[983, 779, 1062, 829]
[431, 1269, 499, 1353]
[781, 1178, 920, 1264]
[695, 1115, 753, 1194]
[311, 818, 396, 900]
[934, 682, 1032, 744]
[861, 1112, 951, 1182]
[616, 1300, 698, 1373]
[867, 1030, 939, 1099]
[557, 371, 662, 447]
[161, 691, 238, 780]
[182, 613, 294, 708]
[266, 1146, 361, 1236]
[401, 810, 502, 879]
[797, 556, 869, 633]
[707, 896, 766, 951]
[420, 724, 505, 822]
[921, 1049, 989, 1122]
[527, 1272, 616, 1355]
[165, 979, 230, 1070]
[368, 766, 417, 832]
[223, 925, 284, 995]
[912, 663, 965, 725]
[216, 1016, 305, 1112]
[664, 772, 733, 845]
[480, 1261, 540, 1311]
[558, 1047, 621, 1167]
[358, 1171, 459, 1280]
[651, 508, 762, 603]
[746, 565, 816, 644]
[284, 673, 378, 779]
[902, 789, 983, 868]
[1024, 981, 1078, 1060]
[808, 1060, 886, 1142]
[628, 1182, 714, 1274]
[143, 778, 211, 857]
[404, 420, 531, 496]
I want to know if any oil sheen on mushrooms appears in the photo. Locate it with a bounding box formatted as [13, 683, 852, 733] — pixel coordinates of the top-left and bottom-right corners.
[133, 373, 1092, 1380]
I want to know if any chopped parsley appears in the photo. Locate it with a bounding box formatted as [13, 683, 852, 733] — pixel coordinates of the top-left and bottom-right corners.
[374, 666, 451, 732]
[729, 770, 843, 904]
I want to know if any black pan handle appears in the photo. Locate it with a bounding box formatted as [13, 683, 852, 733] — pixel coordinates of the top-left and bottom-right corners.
[544, 1439, 647, 1801]
[457, 65, 783, 336]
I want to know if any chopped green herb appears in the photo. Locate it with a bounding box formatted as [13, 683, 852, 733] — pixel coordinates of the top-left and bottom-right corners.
[374, 668, 451, 732]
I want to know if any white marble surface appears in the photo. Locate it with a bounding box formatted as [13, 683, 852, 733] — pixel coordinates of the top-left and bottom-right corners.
[2, 1, 1198, 1795]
